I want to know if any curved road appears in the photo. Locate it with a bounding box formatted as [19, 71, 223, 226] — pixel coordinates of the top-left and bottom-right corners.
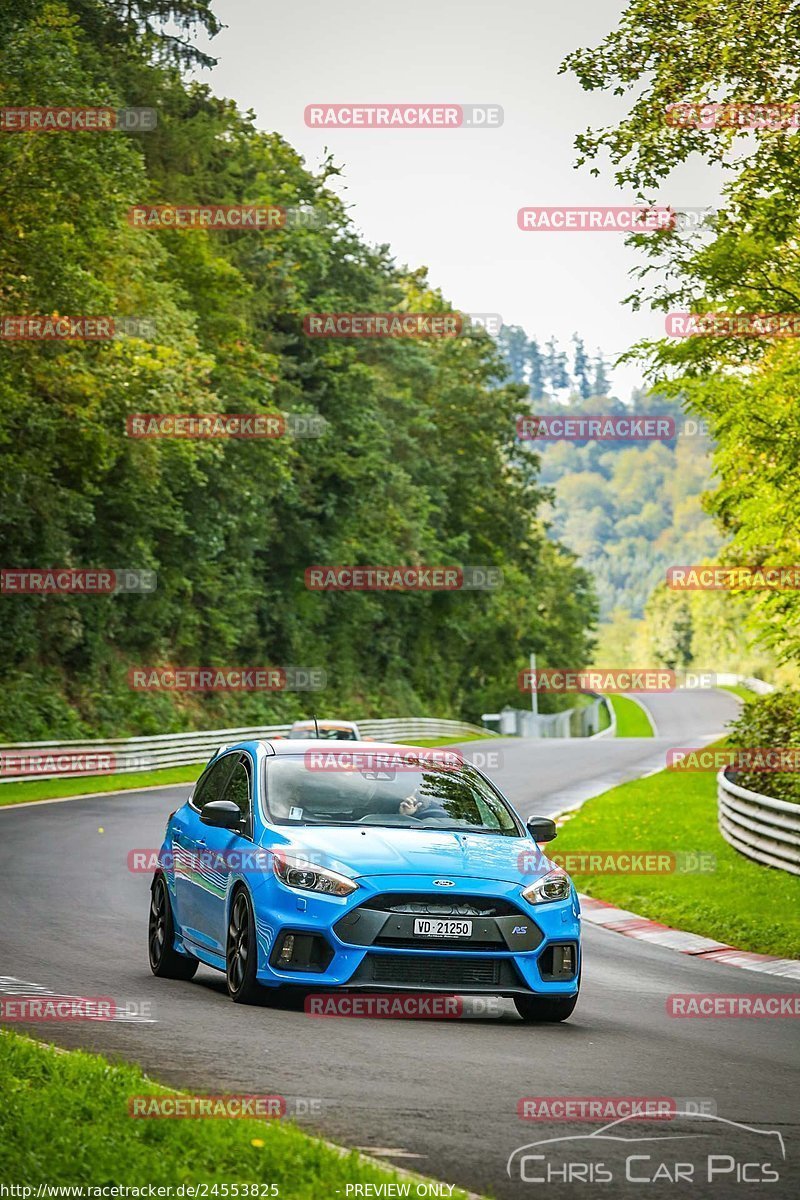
[2, 689, 798, 1198]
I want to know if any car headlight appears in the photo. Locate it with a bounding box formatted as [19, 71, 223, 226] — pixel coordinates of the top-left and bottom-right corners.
[521, 871, 571, 904]
[273, 854, 357, 897]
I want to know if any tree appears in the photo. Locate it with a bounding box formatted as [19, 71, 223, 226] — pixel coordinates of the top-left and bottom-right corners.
[641, 586, 694, 670]
[562, 0, 800, 662]
[545, 337, 570, 392]
[0, 2, 599, 737]
[497, 324, 530, 385]
[591, 351, 611, 397]
[571, 334, 592, 399]
[528, 337, 547, 399]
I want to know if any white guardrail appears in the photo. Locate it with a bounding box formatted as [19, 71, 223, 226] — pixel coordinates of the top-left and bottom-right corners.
[481, 695, 612, 739]
[717, 769, 800, 876]
[0, 717, 497, 783]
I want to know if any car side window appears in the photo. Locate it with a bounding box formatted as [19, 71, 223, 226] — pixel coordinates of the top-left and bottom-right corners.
[224, 757, 253, 838]
[192, 754, 237, 813]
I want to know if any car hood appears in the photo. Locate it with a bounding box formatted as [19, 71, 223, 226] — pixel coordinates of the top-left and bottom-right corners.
[269, 825, 551, 884]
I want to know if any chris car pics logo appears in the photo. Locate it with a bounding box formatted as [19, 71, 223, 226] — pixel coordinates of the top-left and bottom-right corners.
[507, 1112, 785, 1185]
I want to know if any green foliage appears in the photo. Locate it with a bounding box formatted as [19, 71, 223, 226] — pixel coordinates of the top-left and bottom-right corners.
[725, 690, 800, 803]
[0, 1030, 473, 1196]
[0, 3, 597, 739]
[561, 0, 800, 664]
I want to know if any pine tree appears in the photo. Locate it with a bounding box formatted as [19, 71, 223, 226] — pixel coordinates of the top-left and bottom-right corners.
[497, 325, 530, 385]
[591, 350, 611, 397]
[545, 337, 570, 393]
[571, 334, 592, 399]
[528, 337, 546, 399]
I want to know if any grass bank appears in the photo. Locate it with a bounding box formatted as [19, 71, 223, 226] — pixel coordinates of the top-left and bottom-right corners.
[606, 694, 654, 737]
[556, 752, 799, 958]
[0, 1030, 474, 1196]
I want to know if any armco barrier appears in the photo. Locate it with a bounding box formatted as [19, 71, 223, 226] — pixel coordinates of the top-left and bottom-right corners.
[717, 768, 800, 876]
[0, 717, 495, 783]
[481, 695, 611, 739]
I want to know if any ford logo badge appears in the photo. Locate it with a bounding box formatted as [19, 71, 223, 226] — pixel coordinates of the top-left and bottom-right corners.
[433, 879, 455, 887]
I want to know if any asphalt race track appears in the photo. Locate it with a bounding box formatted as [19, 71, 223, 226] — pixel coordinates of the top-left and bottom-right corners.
[2, 688, 799, 1198]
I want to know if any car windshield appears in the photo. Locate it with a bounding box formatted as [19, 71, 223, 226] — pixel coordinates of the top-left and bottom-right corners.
[264, 754, 520, 835]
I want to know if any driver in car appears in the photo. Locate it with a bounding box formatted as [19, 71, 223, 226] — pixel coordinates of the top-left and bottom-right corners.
[398, 792, 450, 820]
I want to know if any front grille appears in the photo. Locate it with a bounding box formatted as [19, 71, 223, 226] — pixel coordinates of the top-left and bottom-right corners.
[360, 955, 508, 988]
[345, 949, 528, 991]
[362, 893, 519, 918]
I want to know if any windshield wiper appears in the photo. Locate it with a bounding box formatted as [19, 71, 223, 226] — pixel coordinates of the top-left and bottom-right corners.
[275, 818, 356, 826]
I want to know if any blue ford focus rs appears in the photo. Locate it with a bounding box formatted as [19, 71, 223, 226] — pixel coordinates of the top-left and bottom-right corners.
[148, 739, 581, 1022]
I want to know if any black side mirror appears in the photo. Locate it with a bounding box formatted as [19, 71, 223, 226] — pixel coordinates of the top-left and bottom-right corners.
[526, 816, 557, 843]
[200, 799, 242, 829]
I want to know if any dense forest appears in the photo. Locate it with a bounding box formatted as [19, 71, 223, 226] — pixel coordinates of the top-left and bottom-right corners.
[0, 0, 597, 739]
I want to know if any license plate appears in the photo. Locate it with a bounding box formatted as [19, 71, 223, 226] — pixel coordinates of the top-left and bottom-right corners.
[413, 918, 473, 938]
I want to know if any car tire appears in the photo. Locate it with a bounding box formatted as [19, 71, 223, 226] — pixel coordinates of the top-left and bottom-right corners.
[226, 888, 262, 1004]
[513, 992, 579, 1023]
[148, 872, 199, 980]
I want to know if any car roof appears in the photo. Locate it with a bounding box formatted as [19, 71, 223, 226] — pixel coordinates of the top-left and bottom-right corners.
[264, 737, 401, 754]
[290, 719, 358, 729]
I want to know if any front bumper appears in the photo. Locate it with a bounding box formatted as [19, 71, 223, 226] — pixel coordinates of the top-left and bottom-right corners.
[251, 872, 581, 996]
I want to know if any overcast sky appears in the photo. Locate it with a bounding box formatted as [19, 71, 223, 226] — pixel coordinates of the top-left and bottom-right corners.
[190, 0, 722, 400]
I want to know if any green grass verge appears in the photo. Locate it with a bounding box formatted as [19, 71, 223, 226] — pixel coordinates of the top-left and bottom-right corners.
[0, 762, 206, 807]
[556, 750, 800, 958]
[0, 1030, 475, 1196]
[717, 684, 754, 703]
[606, 694, 654, 737]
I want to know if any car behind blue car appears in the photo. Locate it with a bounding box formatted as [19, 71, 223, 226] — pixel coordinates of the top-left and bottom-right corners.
[148, 739, 581, 1022]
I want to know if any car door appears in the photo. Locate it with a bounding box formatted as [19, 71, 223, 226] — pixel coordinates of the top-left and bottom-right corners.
[174, 752, 238, 950]
[193, 753, 255, 954]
